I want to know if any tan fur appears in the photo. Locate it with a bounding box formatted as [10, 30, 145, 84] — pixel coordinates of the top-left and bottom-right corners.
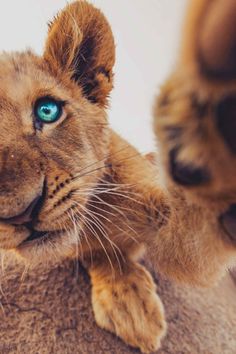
[152, 0, 236, 285]
[0, 2, 169, 352]
[1, 1, 235, 352]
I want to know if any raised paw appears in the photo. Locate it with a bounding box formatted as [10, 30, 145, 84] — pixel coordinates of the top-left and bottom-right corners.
[90, 262, 166, 353]
[151, 0, 236, 286]
[154, 0, 236, 193]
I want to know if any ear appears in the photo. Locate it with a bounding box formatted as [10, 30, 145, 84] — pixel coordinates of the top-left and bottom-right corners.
[44, 1, 115, 107]
[179, 0, 236, 79]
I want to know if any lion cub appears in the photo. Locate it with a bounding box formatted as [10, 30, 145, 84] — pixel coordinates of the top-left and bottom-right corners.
[151, 0, 236, 286]
[1, 1, 236, 352]
[0, 2, 167, 353]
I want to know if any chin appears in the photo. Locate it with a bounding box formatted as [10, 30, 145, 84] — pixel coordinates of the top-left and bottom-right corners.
[14, 229, 80, 267]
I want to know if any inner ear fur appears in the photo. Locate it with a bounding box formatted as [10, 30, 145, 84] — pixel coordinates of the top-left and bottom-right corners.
[44, 1, 115, 107]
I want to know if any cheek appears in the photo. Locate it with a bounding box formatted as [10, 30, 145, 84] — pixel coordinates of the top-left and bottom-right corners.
[36, 137, 108, 230]
[39, 123, 86, 174]
[37, 116, 110, 211]
[45, 116, 108, 162]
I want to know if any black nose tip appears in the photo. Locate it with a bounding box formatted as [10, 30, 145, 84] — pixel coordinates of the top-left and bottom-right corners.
[0, 195, 43, 226]
[169, 148, 210, 187]
[216, 95, 236, 154]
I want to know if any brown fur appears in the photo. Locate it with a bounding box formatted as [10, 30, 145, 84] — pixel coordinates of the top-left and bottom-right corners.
[1, 1, 235, 352]
[0, 2, 168, 352]
[152, 0, 236, 285]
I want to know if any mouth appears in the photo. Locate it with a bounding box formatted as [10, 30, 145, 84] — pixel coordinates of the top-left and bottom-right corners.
[21, 230, 49, 245]
[219, 204, 236, 245]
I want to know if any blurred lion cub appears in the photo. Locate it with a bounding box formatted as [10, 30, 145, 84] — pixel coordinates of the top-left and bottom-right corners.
[152, 0, 236, 286]
[1, 0, 236, 353]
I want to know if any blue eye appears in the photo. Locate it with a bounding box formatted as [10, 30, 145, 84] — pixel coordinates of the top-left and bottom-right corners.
[35, 98, 62, 124]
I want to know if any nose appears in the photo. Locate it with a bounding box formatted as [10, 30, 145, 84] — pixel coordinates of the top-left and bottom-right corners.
[0, 195, 43, 226]
[169, 148, 210, 187]
[216, 96, 236, 154]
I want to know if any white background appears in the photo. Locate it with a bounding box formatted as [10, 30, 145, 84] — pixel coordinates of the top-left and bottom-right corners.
[0, 0, 187, 153]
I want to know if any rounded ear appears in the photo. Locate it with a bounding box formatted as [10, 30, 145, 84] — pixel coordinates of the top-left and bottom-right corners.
[179, 0, 236, 79]
[179, 0, 209, 67]
[199, 0, 236, 79]
[44, 1, 115, 107]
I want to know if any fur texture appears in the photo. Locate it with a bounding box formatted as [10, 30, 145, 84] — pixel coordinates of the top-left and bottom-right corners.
[151, 0, 236, 285]
[1, 1, 236, 353]
[0, 2, 168, 352]
[0, 255, 235, 354]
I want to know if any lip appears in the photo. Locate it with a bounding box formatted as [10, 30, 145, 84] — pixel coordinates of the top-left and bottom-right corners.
[0, 179, 47, 226]
[2, 196, 43, 226]
[22, 230, 49, 244]
[19, 228, 65, 248]
[219, 204, 236, 245]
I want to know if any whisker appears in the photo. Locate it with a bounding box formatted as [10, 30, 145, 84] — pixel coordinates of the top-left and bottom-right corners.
[74, 185, 143, 199]
[80, 226, 94, 267]
[66, 210, 82, 279]
[48, 239, 60, 262]
[0, 252, 6, 275]
[87, 193, 140, 235]
[72, 144, 132, 180]
[20, 264, 30, 282]
[0, 253, 8, 311]
[75, 202, 125, 269]
[73, 208, 115, 276]
[0, 282, 7, 316]
[67, 209, 94, 267]
[74, 202, 123, 257]
[72, 194, 140, 246]
[72, 151, 143, 183]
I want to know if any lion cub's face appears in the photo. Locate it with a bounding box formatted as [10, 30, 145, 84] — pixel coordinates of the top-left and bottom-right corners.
[0, 2, 115, 263]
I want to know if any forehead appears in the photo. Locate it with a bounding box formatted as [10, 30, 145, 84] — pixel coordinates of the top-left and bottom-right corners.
[0, 51, 67, 106]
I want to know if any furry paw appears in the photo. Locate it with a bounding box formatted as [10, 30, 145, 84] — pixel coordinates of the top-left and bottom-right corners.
[90, 263, 166, 353]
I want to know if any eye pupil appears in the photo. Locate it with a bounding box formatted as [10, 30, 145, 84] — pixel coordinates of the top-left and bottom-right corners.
[42, 108, 51, 115]
[35, 97, 62, 125]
